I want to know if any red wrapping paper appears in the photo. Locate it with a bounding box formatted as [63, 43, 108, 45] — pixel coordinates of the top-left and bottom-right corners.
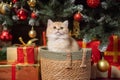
[77, 40, 101, 63]
[87, 40, 101, 63]
[104, 35, 120, 66]
[17, 47, 35, 64]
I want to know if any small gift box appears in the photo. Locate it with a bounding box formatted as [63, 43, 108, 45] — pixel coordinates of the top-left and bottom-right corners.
[7, 46, 40, 64]
[17, 47, 35, 64]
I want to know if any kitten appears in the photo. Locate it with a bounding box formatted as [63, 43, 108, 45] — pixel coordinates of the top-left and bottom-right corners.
[46, 19, 79, 52]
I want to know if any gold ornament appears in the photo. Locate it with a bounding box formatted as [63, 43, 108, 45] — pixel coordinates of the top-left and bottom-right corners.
[97, 57, 110, 72]
[28, 26, 37, 38]
[0, 2, 11, 14]
[27, 0, 36, 7]
[72, 20, 80, 38]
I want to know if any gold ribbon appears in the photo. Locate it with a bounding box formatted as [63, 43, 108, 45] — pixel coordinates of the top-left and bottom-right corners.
[105, 35, 119, 62]
[82, 41, 86, 48]
[23, 47, 28, 64]
[18, 37, 38, 46]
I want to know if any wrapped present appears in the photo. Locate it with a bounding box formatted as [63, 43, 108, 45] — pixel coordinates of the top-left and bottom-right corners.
[91, 63, 120, 79]
[0, 63, 40, 80]
[17, 47, 35, 64]
[104, 35, 120, 66]
[91, 35, 120, 79]
[77, 39, 101, 63]
[7, 46, 40, 64]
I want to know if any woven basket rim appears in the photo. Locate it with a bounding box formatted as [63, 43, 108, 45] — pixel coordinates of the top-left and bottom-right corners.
[39, 47, 91, 61]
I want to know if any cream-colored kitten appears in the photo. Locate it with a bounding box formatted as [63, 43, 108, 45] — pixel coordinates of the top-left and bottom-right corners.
[46, 19, 79, 52]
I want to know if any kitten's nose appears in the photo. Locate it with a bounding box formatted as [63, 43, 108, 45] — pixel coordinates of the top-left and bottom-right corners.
[57, 29, 60, 30]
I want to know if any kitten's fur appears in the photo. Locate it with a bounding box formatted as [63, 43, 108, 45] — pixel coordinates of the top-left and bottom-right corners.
[46, 19, 79, 52]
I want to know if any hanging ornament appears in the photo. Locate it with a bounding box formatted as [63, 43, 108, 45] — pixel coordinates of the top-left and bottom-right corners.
[74, 12, 83, 22]
[12, 0, 18, 3]
[87, 0, 100, 8]
[0, 28, 12, 41]
[17, 7, 28, 20]
[31, 11, 38, 19]
[72, 20, 80, 38]
[97, 52, 110, 72]
[0, 2, 11, 14]
[28, 26, 37, 38]
[27, 0, 36, 8]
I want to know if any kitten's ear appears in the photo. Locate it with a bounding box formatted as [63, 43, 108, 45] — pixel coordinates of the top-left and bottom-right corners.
[47, 19, 53, 27]
[63, 20, 68, 27]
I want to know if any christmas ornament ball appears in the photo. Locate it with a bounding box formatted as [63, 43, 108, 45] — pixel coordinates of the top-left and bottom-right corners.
[0, 2, 11, 14]
[74, 12, 82, 22]
[27, 0, 36, 7]
[0, 30, 12, 41]
[28, 29, 37, 38]
[31, 12, 37, 19]
[97, 58, 110, 72]
[12, 0, 18, 3]
[17, 8, 28, 20]
[87, 0, 100, 8]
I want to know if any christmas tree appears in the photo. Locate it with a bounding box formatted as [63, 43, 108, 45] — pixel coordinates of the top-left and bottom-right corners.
[78, 0, 120, 46]
[0, 0, 120, 46]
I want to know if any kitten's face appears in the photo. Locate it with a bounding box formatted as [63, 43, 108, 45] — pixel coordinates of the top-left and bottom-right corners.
[46, 19, 69, 38]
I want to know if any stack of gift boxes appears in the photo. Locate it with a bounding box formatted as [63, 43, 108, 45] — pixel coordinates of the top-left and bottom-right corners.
[0, 46, 40, 80]
[77, 35, 120, 79]
[0, 35, 120, 80]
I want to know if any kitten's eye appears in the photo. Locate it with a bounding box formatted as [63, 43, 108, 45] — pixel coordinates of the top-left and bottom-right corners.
[60, 27, 63, 29]
[53, 26, 56, 29]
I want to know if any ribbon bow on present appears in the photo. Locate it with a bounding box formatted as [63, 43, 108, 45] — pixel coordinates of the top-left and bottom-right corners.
[18, 37, 38, 46]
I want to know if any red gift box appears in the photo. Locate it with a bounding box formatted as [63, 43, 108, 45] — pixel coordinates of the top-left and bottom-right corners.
[104, 35, 120, 66]
[17, 47, 35, 64]
[0, 63, 39, 80]
[77, 39, 101, 63]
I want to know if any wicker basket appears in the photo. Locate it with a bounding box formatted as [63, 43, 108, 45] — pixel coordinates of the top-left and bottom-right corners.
[39, 47, 91, 80]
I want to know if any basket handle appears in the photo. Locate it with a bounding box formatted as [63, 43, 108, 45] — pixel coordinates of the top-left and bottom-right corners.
[65, 48, 87, 69]
[80, 48, 87, 68]
[66, 50, 72, 69]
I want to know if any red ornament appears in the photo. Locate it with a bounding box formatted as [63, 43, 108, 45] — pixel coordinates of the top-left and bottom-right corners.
[31, 11, 37, 19]
[0, 30, 12, 41]
[87, 0, 100, 8]
[17, 8, 28, 20]
[12, 0, 18, 3]
[74, 12, 82, 22]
